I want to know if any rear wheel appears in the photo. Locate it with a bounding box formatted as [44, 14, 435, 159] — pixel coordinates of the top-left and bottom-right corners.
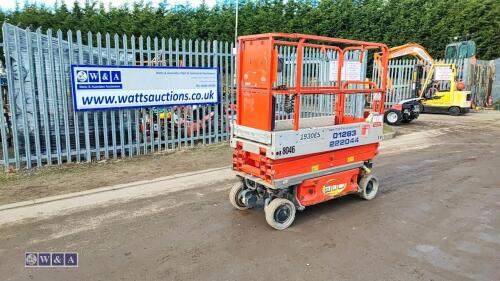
[449, 106, 461, 116]
[358, 174, 379, 200]
[229, 182, 248, 210]
[265, 198, 296, 230]
[384, 109, 402, 126]
[418, 102, 425, 113]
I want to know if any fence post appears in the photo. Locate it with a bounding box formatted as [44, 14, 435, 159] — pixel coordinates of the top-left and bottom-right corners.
[0, 84, 9, 169]
[25, 27, 42, 167]
[114, 33, 125, 159]
[87, 31, 100, 162]
[67, 30, 81, 163]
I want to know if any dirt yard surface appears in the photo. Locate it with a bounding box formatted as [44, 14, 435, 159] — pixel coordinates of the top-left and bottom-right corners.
[0, 111, 499, 281]
[0, 143, 232, 205]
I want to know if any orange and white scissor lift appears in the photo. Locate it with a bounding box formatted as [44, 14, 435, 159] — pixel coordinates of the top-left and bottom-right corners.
[229, 33, 389, 230]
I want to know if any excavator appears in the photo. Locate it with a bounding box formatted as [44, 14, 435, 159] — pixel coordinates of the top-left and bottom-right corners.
[374, 43, 471, 125]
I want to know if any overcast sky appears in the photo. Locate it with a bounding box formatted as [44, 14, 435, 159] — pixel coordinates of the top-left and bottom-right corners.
[1, 0, 218, 11]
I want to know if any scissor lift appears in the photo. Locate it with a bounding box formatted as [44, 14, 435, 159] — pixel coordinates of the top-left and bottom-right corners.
[229, 33, 389, 230]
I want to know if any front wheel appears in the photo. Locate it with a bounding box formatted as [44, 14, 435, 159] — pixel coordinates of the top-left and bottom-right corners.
[358, 174, 379, 200]
[229, 182, 248, 210]
[449, 106, 461, 116]
[265, 198, 296, 230]
[384, 109, 402, 126]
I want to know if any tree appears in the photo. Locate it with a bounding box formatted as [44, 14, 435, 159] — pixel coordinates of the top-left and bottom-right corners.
[0, 0, 498, 59]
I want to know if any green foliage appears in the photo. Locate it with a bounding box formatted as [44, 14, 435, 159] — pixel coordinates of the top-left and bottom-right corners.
[1, 0, 499, 59]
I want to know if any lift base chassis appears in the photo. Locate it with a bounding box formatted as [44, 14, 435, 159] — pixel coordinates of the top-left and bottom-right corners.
[235, 160, 367, 209]
[230, 154, 380, 230]
[230, 119, 382, 230]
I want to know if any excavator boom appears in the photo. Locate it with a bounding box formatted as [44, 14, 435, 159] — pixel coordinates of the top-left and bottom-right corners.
[374, 43, 434, 65]
[374, 43, 435, 90]
[386, 43, 434, 65]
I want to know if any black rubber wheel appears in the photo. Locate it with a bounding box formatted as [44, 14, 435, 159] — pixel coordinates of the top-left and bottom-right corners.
[418, 102, 425, 113]
[384, 109, 402, 126]
[264, 198, 296, 230]
[229, 182, 248, 210]
[401, 119, 412, 124]
[449, 106, 461, 116]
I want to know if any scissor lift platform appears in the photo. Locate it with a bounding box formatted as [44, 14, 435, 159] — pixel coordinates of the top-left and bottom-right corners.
[229, 33, 389, 230]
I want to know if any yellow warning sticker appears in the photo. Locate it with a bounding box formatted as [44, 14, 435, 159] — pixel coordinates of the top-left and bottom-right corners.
[323, 179, 347, 197]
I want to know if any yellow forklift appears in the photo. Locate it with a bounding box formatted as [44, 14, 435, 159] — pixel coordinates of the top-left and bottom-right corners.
[419, 63, 472, 115]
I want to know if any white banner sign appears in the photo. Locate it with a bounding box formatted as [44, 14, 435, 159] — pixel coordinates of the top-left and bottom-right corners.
[434, 66, 453, 81]
[328, 61, 362, 82]
[71, 65, 219, 111]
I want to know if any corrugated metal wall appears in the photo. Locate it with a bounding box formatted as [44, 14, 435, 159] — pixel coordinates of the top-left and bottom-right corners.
[492, 58, 500, 106]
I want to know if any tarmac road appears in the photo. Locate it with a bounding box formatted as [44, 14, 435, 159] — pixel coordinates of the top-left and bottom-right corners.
[1, 112, 499, 281]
